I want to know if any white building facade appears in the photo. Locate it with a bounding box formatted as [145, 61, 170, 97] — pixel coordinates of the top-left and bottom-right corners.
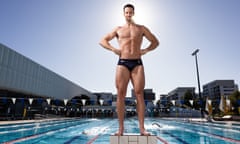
[167, 87, 195, 106]
[202, 80, 238, 100]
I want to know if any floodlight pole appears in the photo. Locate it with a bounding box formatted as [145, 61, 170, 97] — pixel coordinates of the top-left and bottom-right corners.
[192, 49, 204, 118]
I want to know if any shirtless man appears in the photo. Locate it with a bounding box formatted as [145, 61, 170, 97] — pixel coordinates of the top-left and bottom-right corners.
[99, 4, 159, 136]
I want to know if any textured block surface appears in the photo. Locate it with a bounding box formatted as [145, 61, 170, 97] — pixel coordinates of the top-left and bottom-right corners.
[110, 136, 118, 144]
[138, 136, 147, 144]
[148, 136, 158, 144]
[119, 136, 128, 144]
[110, 133, 157, 144]
[129, 136, 138, 141]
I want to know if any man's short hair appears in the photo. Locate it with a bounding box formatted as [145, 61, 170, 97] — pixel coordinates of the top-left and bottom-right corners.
[123, 4, 134, 11]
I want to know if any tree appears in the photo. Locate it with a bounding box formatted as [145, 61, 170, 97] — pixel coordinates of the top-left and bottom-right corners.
[183, 90, 194, 108]
[229, 91, 240, 114]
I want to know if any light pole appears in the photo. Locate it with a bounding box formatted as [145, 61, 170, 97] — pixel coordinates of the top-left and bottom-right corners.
[192, 49, 204, 118]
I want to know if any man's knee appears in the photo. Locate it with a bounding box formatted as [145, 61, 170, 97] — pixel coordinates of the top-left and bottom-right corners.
[134, 89, 144, 97]
[117, 88, 127, 98]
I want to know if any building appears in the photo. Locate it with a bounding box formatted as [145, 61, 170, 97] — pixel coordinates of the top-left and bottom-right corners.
[0, 43, 96, 100]
[159, 94, 168, 107]
[167, 87, 195, 106]
[202, 80, 238, 100]
[0, 43, 96, 119]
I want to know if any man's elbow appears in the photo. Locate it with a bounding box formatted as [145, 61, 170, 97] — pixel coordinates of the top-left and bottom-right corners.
[156, 40, 160, 47]
[99, 39, 105, 48]
[154, 39, 160, 49]
[99, 42, 103, 47]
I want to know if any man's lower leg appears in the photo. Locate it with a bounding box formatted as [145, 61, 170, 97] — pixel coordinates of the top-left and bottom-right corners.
[136, 95, 150, 135]
[116, 96, 125, 135]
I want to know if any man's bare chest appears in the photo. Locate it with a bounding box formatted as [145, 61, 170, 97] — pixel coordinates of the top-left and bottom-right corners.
[117, 27, 143, 39]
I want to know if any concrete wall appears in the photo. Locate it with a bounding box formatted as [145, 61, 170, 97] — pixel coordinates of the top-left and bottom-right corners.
[0, 43, 94, 100]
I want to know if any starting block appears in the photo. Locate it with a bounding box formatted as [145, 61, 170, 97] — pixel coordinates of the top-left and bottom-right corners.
[110, 133, 157, 144]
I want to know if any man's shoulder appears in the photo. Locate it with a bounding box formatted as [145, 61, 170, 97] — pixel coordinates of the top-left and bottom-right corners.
[135, 24, 145, 28]
[115, 26, 123, 29]
[135, 24, 149, 32]
[112, 26, 123, 31]
[136, 24, 151, 33]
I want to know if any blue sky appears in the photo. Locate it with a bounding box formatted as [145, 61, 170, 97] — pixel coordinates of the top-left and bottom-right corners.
[1, 0, 239, 98]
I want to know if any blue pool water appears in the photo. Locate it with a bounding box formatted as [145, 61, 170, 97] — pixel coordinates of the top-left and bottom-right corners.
[0, 118, 240, 144]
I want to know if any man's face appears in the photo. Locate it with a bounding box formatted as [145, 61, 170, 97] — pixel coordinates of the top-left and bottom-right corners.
[124, 7, 134, 22]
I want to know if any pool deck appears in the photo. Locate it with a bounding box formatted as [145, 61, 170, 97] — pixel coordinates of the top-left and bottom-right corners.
[110, 133, 157, 144]
[160, 117, 240, 125]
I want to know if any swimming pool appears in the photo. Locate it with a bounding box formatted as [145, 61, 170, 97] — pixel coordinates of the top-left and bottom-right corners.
[0, 118, 240, 144]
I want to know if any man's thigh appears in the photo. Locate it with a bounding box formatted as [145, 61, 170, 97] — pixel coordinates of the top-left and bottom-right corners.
[131, 66, 145, 91]
[116, 66, 130, 90]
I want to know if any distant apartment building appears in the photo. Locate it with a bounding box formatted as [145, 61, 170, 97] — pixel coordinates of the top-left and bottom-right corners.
[167, 87, 195, 105]
[202, 80, 238, 100]
[159, 94, 168, 107]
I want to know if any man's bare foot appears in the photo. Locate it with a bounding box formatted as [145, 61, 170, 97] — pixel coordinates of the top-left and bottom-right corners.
[114, 131, 123, 136]
[114, 128, 124, 136]
[140, 130, 151, 136]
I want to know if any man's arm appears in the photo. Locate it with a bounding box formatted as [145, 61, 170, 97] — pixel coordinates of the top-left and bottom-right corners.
[141, 26, 159, 55]
[99, 27, 121, 55]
